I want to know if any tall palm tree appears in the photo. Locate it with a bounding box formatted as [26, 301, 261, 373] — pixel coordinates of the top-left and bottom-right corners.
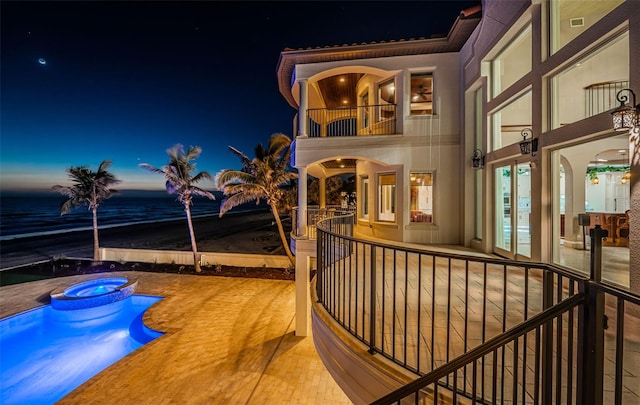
[216, 133, 298, 266]
[52, 160, 121, 262]
[140, 144, 214, 272]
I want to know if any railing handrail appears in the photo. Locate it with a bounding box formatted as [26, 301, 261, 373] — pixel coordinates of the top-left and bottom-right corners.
[316, 213, 588, 282]
[583, 79, 629, 90]
[307, 103, 396, 111]
[370, 293, 585, 405]
[315, 215, 639, 405]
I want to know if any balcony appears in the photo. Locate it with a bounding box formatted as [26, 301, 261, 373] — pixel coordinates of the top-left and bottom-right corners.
[585, 80, 630, 117]
[307, 104, 397, 137]
[313, 214, 640, 404]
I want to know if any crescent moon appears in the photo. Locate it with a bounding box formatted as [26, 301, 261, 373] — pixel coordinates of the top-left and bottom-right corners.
[38, 58, 47, 65]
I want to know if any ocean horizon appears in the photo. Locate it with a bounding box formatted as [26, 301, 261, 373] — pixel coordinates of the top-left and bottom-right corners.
[0, 190, 267, 241]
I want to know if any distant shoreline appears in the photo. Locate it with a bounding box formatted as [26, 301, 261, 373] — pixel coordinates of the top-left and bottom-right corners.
[0, 210, 290, 270]
[0, 207, 266, 242]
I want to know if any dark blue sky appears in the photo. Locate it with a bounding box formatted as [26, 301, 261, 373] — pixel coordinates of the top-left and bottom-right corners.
[1, 0, 480, 191]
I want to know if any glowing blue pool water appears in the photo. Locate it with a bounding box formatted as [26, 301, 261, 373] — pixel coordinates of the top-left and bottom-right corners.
[0, 281, 164, 405]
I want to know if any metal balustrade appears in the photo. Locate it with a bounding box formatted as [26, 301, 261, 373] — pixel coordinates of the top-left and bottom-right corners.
[315, 214, 640, 404]
[307, 105, 397, 137]
[585, 80, 630, 117]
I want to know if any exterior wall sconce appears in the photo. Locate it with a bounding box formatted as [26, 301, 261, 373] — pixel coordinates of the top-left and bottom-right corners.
[472, 149, 485, 169]
[612, 88, 639, 131]
[519, 128, 538, 156]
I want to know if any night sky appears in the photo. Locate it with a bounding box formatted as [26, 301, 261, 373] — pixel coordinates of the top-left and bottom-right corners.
[1, 0, 480, 192]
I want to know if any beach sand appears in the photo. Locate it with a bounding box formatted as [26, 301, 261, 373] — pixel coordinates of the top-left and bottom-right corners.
[0, 210, 291, 270]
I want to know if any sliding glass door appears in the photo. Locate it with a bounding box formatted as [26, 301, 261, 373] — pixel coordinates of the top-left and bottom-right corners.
[494, 162, 531, 259]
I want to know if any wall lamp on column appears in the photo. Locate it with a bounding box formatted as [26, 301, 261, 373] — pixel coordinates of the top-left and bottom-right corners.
[519, 128, 538, 156]
[472, 149, 485, 169]
[612, 88, 640, 131]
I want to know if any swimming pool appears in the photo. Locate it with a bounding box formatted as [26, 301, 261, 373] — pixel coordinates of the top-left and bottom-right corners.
[0, 289, 163, 404]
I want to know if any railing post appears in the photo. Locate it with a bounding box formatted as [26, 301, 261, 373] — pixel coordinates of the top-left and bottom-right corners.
[577, 224, 607, 405]
[540, 269, 555, 404]
[369, 244, 376, 354]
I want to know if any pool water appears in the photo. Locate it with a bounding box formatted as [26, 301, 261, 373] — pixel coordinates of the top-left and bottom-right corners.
[0, 294, 163, 404]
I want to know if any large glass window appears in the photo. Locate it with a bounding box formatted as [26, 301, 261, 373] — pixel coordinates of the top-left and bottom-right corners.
[550, 0, 624, 54]
[550, 31, 629, 129]
[378, 173, 395, 222]
[410, 73, 433, 115]
[491, 91, 532, 151]
[491, 25, 531, 97]
[552, 136, 630, 286]
[361, 176, 369, 219]
[409, 172, 433, 223]
[474, 88, 483, 239]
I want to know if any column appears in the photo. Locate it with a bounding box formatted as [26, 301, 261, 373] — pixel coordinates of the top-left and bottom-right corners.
[297, 166, 307, 237]
[298, 79, 308, 138]
[295, 166, 310, 336]
[319, 177, 326, 209]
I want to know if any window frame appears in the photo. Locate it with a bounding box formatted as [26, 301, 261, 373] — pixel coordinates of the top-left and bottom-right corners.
[409, 171, 434, 223]
[409, 73, 434, 115]
[377, 173, 396, 223]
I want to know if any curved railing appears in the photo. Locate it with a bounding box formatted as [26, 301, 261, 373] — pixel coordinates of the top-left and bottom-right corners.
[585, 80, 629, 117]
[307, 104, 397, 137]
[315, 213, 640, 404]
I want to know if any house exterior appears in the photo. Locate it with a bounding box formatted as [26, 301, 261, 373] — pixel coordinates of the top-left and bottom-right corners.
[276, 0, 638, 402]
[459, 0, 637, 285]
[278, 0, 638, 338]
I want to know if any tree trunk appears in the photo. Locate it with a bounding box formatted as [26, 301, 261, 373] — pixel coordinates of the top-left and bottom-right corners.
[92, 206, 100, 263]
[270, 204, 295, 267]
[185, 205, 201, 272]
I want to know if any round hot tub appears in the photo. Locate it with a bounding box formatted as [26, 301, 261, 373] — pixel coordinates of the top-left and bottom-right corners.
[50, 277, 138, 310]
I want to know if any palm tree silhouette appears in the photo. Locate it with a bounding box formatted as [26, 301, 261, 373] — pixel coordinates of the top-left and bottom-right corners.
[140, 144, 214, 272]
[52, 160, 121, 262]
[216, 133, 297, 266]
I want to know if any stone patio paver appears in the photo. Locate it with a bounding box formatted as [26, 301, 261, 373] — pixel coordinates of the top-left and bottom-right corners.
[0, 272, 352, 404]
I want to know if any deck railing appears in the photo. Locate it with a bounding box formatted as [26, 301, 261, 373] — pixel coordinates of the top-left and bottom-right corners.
[307, 104, 397, 137]
[585, 80, 630, 117]
[291, 205, 356, 239]
[315, 214, 640, 404]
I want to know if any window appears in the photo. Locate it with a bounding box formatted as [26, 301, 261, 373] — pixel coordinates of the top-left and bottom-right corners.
[378, 173, 395, 222]
[550, 0, 624, 54]
[361, 177, 369, 219]
[550, 31, 629, 129]
[360, 91, 369, 130]
[410, 172, 433, 223]
[410, 73, 433, 115]
[491, 91, 532, 152]
[491, 25, 531, 97]
[378, 78, 395, 121]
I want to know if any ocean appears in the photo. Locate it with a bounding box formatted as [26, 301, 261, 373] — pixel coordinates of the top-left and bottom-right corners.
[0, 190, 265, 241]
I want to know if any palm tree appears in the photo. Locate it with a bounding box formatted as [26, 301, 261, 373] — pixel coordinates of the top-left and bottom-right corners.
[52, 160, 121, 262]
[216, 133, 298, 266]
[140, 144, 214, 272]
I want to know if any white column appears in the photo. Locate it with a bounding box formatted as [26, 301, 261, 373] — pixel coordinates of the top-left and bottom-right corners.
[298, 79, 308, 138]
[319, 177, 326, 209]
[297, 167, 307, 237]
[295, 165, 310, 336]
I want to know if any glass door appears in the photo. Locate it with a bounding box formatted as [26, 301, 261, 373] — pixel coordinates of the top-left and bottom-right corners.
[494, 165, 512, 257]
[516, 163, 531, 259]
[494, 162, 531, 259]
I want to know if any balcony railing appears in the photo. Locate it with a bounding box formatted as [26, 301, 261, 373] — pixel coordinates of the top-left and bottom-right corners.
[291, 205, 355, 240]
[315, 215, 639, 404]
[585, 80, 629, 117]
[307, 104, 397, 137]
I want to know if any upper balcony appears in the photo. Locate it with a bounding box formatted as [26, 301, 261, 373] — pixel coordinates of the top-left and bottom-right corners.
[307, 104, 397, 137]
